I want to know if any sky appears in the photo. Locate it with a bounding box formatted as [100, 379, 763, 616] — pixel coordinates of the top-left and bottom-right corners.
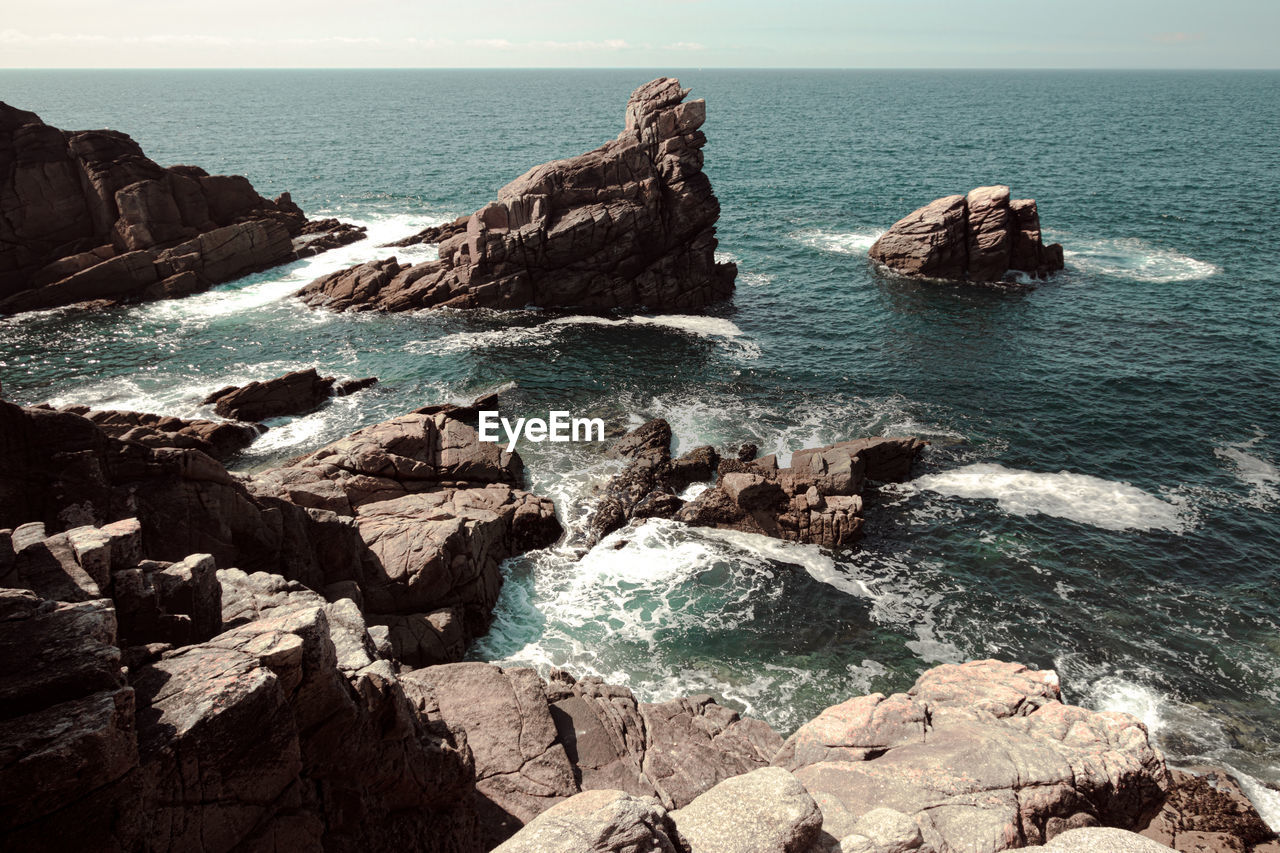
[1, 0, 1277, 69]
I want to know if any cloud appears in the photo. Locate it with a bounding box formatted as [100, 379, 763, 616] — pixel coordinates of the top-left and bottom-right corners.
[665, 41, 706, 50]
[466, 38, 515, 50]
[1151, 32, 1203, 44]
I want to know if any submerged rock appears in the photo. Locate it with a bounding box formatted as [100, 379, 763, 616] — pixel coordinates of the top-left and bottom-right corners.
[201, 367, 377, 422]
[868, 185, 1064, 282]
[0, 102, 365, 316]
[298, 77, 736, 313]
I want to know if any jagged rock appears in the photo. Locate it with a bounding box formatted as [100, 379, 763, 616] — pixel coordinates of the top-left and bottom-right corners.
[492, 789, 681, 853]
[202, 367, 362, 421]
[671, 766, 823, 853]
[0, 102, 365, 316]
[49, 404, 261, 460]
[868, 185, 1064, 282]
[405, 663, 781, 848]
[785, 660, 1171, 853]
[1136, 766, 1280, 853]
[383, 215, 470, 248]
[586, 420, 926, 550]
[298, 77, 735, 313]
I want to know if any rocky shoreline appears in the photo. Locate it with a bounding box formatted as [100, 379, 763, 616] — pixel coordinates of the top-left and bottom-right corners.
[2, 394, 1277, 852]
[0, 102, 365, 316]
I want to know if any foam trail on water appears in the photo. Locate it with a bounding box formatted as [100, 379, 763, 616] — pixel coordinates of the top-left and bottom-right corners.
[135, 213, 447, 322]
[793, 228, 884, 256]
[1061, 235, 1220, 283]
[911, 463, 1188, 532]
[1215, 433, 1279, 509]
[419, 314, 758, 358]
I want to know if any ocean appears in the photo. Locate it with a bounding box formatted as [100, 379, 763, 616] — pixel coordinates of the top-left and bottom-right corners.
[1, 68, 1277, 822]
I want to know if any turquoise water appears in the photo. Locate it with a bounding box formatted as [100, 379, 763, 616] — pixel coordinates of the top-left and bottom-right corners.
[1, 70, 1278, 819]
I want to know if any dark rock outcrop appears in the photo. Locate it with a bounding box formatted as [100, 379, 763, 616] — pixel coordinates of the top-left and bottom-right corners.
[0, 398, 561, 667]
[587, 419, 927, 549]
[202, 367, 377, 422]
[383, 215, 470, 248]
[298, 77, 736, 313]
[42, 404, 262, 461]
[0, 102, 366, 315]
[0, 522, 480, 852]
[868, 185, 1064, 282]
[1137, 766, 1280, 853]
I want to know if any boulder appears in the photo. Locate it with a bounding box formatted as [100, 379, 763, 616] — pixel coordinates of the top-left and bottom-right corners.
[0, 102, 365, 316]
[670, 766, 823, 853]
[298, 77, 736, 313]
[869, 185, 1064, 282]
[786, 660, 1171, 853]
[492, 789, 681, 853]
[1022, 827, 1175, 852]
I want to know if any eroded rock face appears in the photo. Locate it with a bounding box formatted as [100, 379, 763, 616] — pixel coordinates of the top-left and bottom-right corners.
[402, 663, 781, 848]
[0, 102, 365, 315]
[298, 77, 736, 313]
[785, 660, 1171, 853]
[587, 418, 927, 549]
[1135, 766, 1280, 853]
[0, 521, 480, 852]
[868, 185, 1064, 282]
[201, 367, 377, 422]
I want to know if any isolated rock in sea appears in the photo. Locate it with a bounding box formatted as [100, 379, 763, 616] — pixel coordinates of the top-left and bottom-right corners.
[298, 76, 736, 312]
[587, 418, 927, 548]
[202, 367, 377, 421]
[40, 404, 262, 461]
[0, 102, 366, 315]
[868, 185, 1064, 282]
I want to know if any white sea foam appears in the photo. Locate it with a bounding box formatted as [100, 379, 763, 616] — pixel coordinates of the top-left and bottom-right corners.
[1062, 236, 1220, 283]
[794, 228, 884, 256]
[911, 463, 1187, 532]
[1215, 433, 1279, 509]
[419, 314, 758, 358]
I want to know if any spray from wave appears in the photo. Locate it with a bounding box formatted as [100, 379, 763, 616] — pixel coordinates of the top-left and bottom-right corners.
[793, 228, 884, 256]
[1061, 235, 1220, 283]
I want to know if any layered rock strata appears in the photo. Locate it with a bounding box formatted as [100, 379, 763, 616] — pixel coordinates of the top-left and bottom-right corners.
[868, 185, 1065, 282]
[587, 418, 927, 548]
[36, 403, 262, 461]
[297, 77, 736, 313]
[0, 102, 366, 315]
[202, 367, 378, 422]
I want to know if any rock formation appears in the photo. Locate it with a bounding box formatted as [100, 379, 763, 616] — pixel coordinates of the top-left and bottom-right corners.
[586, 418, 928, 548]
[35, 404, 262, 461]
[868, 185, 1064, 282]
[0, 102, 366, 315]
[4, 528, 1276, 853]
[297, 77, 736, 313]
[0, 397, 561, 666]
[202, 367, 378, 422]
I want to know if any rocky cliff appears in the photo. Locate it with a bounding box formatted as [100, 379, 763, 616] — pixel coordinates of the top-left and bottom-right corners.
[0, 102, 365, 315]
[297, 77, 736, 313]
[868, 185, 1064, 283]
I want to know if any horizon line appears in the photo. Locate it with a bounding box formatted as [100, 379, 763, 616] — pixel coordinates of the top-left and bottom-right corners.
[2, 65, 1278, 72]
